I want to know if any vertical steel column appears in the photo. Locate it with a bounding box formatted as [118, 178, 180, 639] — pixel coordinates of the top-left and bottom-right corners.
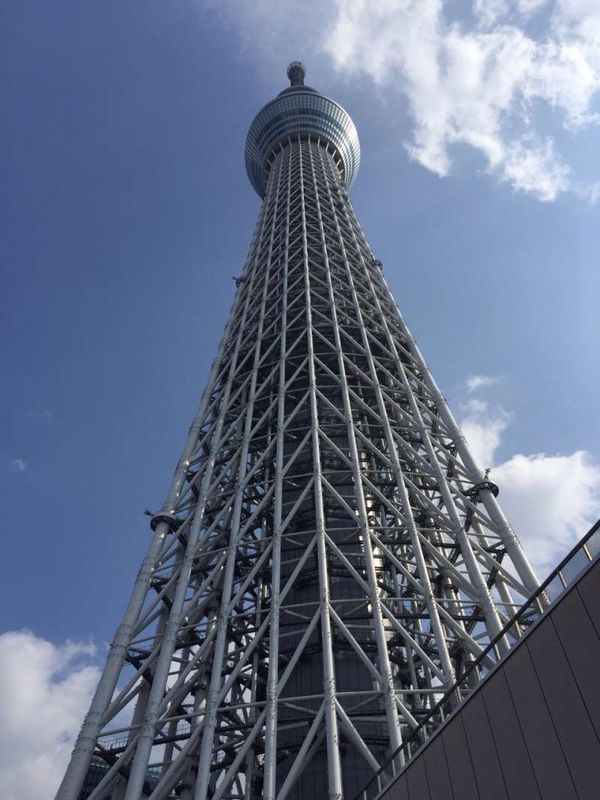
[120, 163, 276, 798]
[193, 160, 284, 800]
[308, 141, 403, 751]
[263, 144, 292, 800]
[55, 293, 247, 800]
[344, 199, 539, 598]
[392, 310, 539, 595]
[314, 145, 459, 686]
[298, 136, 344, 800]
[335, 185, 507, 642]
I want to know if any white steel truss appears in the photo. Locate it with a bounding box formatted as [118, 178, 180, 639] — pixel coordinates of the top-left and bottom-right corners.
[58, 80, 540, 800]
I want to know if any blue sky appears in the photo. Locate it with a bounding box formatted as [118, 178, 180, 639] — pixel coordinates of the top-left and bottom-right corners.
[1, 2, 599, 796]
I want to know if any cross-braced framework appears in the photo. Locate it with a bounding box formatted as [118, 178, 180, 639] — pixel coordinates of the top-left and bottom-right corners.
[58, 66, 540, 800]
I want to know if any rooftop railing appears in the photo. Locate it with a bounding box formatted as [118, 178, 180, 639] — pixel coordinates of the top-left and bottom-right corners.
[356, 518, 600, 800]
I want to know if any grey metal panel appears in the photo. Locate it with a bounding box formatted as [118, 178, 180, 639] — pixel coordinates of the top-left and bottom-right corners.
[552, 586, 600, 737]
[440, 716, 480, 800]
[577, 561, 600, 636]
[504, 643, 578, 800]
[422, 735, 455, 800]
[461, 692, 508, 800]
[526, 617, 600, 799]
[405, 754, 430, 800]
[382, 772, 409, 800]
[481, 670, 541, 799]
[372, 559, 600, 800]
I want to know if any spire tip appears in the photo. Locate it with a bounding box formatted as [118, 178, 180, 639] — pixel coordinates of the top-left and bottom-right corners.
[287, 62, 306, 87]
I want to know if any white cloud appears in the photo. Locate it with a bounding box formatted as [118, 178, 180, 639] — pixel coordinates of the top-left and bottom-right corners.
[474, 0, 549, 29]
[208, 0, 600, 201]
[495, 451, 600, 577]
[460, 397, 511, 467]
[502, 137, 571, 201]
[0, 631, 100, 800]
[466, 374, 499, 392]
[9, 458, 27, 473]
[459, 387, 600, 579]
[518, 0, 548, 14]
[473, 0, 510, 29]
[323, 0, 599, 199]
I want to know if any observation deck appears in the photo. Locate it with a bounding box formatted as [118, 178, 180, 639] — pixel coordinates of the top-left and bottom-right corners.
[245, 62, 360, 197]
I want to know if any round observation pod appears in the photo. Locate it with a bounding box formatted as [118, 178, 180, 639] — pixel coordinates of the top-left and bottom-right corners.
[245, 63, 360, 198]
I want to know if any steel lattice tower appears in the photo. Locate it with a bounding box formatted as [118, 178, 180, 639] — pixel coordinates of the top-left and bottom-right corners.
[58, 63, 540, 800]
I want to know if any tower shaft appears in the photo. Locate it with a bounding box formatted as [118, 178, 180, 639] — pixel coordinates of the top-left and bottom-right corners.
[58, 70, 538, 800]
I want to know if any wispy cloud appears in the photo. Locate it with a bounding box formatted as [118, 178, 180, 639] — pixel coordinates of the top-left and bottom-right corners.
[466, 374, 500, 392]
[9, 458, 27, 473]
[0, 631, 100, 800]
[209, 0, 600, 201]
[578, 179, 600, 203]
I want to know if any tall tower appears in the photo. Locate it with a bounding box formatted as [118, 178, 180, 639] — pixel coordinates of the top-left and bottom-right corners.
[58, 64, 539, 800]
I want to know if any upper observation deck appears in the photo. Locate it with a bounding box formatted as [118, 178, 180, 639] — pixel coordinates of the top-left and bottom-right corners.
[245, 62, 361, 197]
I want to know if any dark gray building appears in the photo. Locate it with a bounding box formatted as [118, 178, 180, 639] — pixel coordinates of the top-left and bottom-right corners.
[358, 521, 600, 800]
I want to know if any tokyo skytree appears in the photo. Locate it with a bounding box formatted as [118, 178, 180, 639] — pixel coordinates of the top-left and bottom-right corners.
[57, 63, 540, 800]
